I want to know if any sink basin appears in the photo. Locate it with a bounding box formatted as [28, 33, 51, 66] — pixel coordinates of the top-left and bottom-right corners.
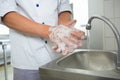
[39, 49, 120, 80]
[57, 49, 116, 71]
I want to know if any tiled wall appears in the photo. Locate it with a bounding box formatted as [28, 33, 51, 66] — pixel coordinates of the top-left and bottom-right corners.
[88, 0, 120, 50]
[103, 0, 120, 50]
[88, 0, 104, 50]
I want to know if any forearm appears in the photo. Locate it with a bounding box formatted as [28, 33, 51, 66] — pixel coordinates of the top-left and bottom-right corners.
[58, 11, 72, 25]
[2, 12, 51, 38]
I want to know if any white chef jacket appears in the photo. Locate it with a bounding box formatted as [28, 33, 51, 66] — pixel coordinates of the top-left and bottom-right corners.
[0, 0, 71, 70]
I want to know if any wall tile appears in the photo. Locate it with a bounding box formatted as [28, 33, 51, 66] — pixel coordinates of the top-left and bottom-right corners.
[104, 19, 115, 37]
[104, 37, 117, 50]
[88, 0, 104, 16]
[104, 0, 114, 18]
[115, 18, 120, 33]
[88, 0, 104, 50]
[115, 0, 120, 17]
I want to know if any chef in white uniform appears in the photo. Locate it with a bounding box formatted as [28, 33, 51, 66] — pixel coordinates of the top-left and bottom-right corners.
[0, 0, 85, 80]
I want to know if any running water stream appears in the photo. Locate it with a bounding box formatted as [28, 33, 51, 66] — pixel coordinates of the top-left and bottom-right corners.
[86, 30, 91, 49]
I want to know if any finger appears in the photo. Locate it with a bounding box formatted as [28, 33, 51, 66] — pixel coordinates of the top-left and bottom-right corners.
[52, 44, 63, 53]
[61, 46, 75, 55]
[71, 29, 85, 40]
[69, 37, 83, 47]
[66, 46, 74, 52]
[56, 48, 62, 54]
[65, 20, 77, 27]
[52, 45, 58, 50]
[62, 49, 68, 56]
[62, 37, 82, 48]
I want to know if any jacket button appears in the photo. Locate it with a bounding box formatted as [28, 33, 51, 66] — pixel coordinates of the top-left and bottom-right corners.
[36, 4, 39, 7]
[45, 41, 47, 44]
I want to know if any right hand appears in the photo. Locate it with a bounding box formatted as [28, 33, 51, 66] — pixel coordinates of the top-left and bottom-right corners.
[49, 20, 85, 55]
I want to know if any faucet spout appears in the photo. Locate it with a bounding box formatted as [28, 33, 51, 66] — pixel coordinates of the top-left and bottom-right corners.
[86, 15, 120, 70]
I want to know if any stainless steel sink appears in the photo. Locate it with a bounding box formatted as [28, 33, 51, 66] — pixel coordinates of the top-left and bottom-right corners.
[39, 49, 120, 80]
[57, 49, 116, 71]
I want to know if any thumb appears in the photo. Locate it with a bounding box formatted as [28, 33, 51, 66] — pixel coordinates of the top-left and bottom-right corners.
[65, 20, 77, 27]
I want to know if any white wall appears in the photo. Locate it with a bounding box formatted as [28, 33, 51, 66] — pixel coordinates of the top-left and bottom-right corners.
[70, 0, 88, 32]
[88, 0, 120, 50]
[103, 0, 120, 50]
[88, 0, 104, 50]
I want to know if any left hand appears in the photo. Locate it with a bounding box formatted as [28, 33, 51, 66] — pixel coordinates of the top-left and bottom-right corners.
[50, 20, 85, 55]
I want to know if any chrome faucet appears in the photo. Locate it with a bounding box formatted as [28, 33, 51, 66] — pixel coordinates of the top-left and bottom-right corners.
[86, 15, 120, 70]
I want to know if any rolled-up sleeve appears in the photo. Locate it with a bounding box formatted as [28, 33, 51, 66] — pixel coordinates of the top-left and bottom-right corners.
[0, 0, 17, 23]
[58, 0, 72, 14]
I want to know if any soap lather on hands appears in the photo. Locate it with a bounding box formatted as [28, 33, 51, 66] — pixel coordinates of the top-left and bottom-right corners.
[49, 20, 85, 55]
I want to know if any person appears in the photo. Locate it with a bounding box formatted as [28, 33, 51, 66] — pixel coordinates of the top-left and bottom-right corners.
[0, 0, 85, 80]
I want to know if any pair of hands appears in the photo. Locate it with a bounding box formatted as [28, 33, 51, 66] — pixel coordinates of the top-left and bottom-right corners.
[49, 20, 85, 55]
